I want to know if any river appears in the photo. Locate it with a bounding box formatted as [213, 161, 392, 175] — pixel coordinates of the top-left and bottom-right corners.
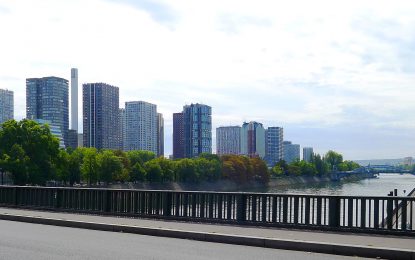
[265, 173, 415, 196]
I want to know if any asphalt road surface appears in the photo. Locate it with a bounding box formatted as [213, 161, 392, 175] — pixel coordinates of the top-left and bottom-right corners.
[0, 220, 371, 260]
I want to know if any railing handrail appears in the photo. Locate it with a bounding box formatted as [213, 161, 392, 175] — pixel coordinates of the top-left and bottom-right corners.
[0, 185, 414, 200]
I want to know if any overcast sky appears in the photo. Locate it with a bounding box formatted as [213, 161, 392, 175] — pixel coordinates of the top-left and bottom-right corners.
[0, 0, 414, 160]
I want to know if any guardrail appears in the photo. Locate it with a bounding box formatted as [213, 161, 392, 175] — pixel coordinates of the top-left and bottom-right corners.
[0, 186, 414, 235]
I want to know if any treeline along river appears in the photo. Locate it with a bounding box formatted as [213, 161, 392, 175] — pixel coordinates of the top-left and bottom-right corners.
[263, 173, 415, 196]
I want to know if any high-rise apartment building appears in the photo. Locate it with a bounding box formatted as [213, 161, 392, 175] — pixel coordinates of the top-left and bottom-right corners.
[283, 141, 300, 163]
[303, 147, 314, 162]
[173, 112, 185, 159]
[83, 83, 119, 149]
[173, 104, 212, 158]
[266, 127, 283, 166]
[216, 126, 241, 156]
[124, 101, 157, 153]
[157, 113, 164, 157]
[26, 77, 69, 147]
[119, 108, 126, 150]
[183, 104, 212, 158]
[0, 89, 13, 124]
[241, 121, 265, 158]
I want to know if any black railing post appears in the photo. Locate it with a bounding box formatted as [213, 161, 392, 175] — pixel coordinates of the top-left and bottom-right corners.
[237, 194, 247, 222]
[329, 196, 341, 228]
[163, 192, 172, 217]
[103, 190, 110, 212]
[401, 199, 407, 230]
[13, 187, 17, 206]
[386, 198, 393, 229]
[55, 188, 62, 209]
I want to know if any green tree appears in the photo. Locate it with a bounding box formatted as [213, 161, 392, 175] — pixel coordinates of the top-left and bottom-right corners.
[81, 148, 98, 186]
[127, 150, 156, 166]
[271, 165, 284, 177]
[144, 159, 163, 182]
[312, 154, 329, 176]
[56, 150, 70, 185]
[175, 158, 199, 182]
[97, 150, 123, 184]
[324, 150, 343, 171]
[68, 149, 82, 185]
[131, 162, 146, 182]
[0, 119, 60, 185]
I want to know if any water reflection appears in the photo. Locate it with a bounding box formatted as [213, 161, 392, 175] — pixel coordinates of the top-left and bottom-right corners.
[263, 173, 415, 196]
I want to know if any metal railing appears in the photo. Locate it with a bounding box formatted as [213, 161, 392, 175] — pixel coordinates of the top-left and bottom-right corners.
[0, 186, 414, 235]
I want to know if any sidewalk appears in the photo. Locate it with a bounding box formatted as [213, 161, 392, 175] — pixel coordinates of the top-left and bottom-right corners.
[0, 207, 414, 259]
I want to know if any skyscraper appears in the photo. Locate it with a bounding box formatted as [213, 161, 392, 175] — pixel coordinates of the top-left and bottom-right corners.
[83, 83, 119, 149]
[26, 77, 69, 146]
[241, 121, 265, 158]
[266, 127, 284, 166]
[183, 103, 212, 158]
[70, 68, 78, 131]
[119, 108, 126, 150]
[303, 147, 314, 162]
[283, 141, 300, 163]
[157, 113, 164, 157]
[173, 112, 185, 159]
[124, 101, 157, 153]
[0, 89, 13, 124]
[173, 104, 212, 158]
[216, 126, 241, 156]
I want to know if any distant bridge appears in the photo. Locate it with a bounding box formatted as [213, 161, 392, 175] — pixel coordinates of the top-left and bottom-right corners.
[364, 165, 411, 174]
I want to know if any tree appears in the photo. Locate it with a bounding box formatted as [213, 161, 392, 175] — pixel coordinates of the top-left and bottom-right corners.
[175, 158, 198, 182]
[81, 148, 98, 186]
[250, 157, 270, 183]
[324, 150, 343, 171]
[271, 165, 284, 177]
[56, 150, 70, 185]
[0, 144, 28, 185]
[312, 154, 329, 176]
[0, 119, 60, 185]
[144, 159, 163, 182]
[68, 149, 82, 185]
[97, 150, 123, 184]
[155, 157, 175, 182]
[127, 150, 156, 166]
[131, 162, 146, 182]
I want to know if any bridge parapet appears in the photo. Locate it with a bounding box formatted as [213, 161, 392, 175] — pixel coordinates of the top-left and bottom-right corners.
[0, 185, 414, 236]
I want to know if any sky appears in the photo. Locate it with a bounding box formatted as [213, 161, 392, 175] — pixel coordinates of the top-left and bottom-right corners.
[0, 0, 414, 160]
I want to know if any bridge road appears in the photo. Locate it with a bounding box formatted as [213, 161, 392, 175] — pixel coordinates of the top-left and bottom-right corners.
[0, 207, 414, 252]
[0, 220, 369, 260]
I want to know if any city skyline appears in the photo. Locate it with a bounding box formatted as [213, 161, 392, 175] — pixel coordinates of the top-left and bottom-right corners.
[1, 1, 415, 159]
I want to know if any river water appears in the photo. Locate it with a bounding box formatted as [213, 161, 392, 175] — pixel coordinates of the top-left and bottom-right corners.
[265, 173, 415, 196]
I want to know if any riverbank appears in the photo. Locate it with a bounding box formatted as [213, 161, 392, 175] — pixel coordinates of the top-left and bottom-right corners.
[108, 174, 368, 192]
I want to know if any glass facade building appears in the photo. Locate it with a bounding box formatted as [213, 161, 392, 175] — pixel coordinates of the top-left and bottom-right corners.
[174, 104, 212, 158]
[183, 104, 212, 158]
[283, 141, 300, 164]
[26, 77, 69, 147]
[83, 83, 119, 149]
[303, 147, 314, 162]
[173, 112, 185, 159]
[266, 127, 284, 166]
[0, 89, 13, 124]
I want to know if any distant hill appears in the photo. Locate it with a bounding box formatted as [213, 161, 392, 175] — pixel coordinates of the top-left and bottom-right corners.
[353, 158, 405, 166]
